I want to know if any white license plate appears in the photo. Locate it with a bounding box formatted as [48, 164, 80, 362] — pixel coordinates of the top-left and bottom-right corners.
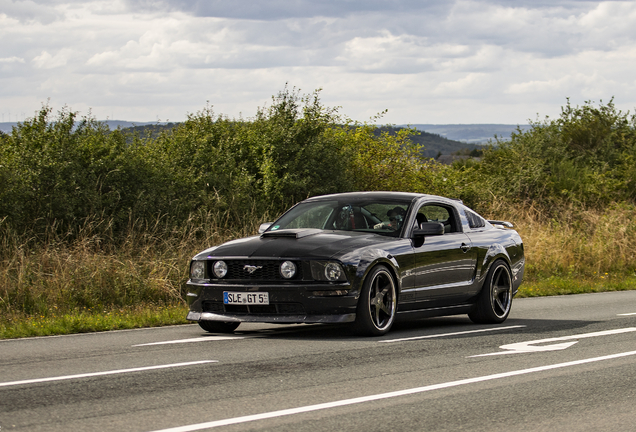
[223, 291, 269, 305]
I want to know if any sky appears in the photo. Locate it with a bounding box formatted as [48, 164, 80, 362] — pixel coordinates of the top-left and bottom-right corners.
[1, 0, 636, 125]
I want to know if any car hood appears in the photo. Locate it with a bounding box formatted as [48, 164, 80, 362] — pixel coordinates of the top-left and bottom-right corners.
[193, 229, 392, 260]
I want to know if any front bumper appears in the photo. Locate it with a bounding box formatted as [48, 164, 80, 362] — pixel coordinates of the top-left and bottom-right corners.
[186, 280, 359, 324]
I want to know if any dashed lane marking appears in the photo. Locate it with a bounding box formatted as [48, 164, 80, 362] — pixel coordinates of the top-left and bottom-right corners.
[379, 325, 526, 343]
[0, 360, 217, 388]
[133, 336, 244, 346]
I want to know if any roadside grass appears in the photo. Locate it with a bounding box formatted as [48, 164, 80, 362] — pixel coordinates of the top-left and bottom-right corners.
[0, 212, 261, 340]
[517, 274, 636, 298]
[0, 304, 190, 339]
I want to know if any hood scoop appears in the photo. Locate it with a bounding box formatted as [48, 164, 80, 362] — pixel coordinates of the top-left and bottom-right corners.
[260, 228, 322, 239]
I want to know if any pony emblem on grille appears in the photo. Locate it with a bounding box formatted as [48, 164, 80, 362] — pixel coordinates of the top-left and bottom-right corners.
[243, 265, 263, 274]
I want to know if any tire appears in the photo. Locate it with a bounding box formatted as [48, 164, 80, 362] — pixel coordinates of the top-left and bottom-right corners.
[198, 320, 240, 333]
[469, 259, 513, 324]
[353, 265, 397, 336]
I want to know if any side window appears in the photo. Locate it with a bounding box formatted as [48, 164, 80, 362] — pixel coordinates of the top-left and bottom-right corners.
[417, 204, 460, 233]
[465, 210, 486, 229]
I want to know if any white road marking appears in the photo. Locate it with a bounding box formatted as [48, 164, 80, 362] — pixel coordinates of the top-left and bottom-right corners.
[470, 327, 636, 357]
[134, 336, 244, 346]
[148, 349, 636, 432]
[0, 360, 217, 388]
[618, 313, 636, 316]
[379, 325, 526, 343]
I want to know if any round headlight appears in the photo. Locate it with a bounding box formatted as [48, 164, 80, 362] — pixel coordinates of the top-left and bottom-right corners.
[280, 261, 297, 279]
[213, 260, 228, 278]
[325, 263, 343, 281]
[190, 261, 205, 279]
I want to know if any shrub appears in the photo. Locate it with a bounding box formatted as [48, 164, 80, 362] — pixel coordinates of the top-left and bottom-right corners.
[476, 99, 636, 212]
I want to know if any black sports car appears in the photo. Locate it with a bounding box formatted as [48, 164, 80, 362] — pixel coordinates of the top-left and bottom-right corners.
[186, 192, 525, 336]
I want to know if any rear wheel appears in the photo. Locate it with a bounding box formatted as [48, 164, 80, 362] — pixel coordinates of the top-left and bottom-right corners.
[198, 321, 240, 333]
[354, 265, 397, 336]
[469, 259, 513, 324]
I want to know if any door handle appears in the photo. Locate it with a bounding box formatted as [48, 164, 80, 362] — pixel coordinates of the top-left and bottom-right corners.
[460, 243, 471, 253]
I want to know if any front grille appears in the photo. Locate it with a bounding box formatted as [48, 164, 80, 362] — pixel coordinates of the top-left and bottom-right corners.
[209, 260, 303, 281]
[203, 301, 305, 315]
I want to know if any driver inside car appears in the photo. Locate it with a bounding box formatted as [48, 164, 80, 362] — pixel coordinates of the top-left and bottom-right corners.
[374, 207, 404, 230]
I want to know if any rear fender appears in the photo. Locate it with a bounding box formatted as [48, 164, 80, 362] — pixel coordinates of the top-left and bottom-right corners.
[479, 243, 512, 287]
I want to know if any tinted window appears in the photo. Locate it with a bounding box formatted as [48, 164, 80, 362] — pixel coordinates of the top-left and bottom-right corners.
[269, 200, 411, 236]
[465, 210, 486, 229]
[416, 204, 460, 233]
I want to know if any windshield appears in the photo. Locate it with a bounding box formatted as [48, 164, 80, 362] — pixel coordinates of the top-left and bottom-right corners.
[268, 199, 411, 237]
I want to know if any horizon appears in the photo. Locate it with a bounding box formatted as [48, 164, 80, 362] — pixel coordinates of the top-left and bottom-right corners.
[0, 120, 532, 144]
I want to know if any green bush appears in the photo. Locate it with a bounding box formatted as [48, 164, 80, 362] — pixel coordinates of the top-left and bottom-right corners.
[2, 95, 635, 242]
[0, 106, 159, 238]
[476, 99, 636, 212]
[0, 88, 360, 241]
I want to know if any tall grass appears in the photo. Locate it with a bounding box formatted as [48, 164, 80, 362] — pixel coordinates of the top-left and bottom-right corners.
[487, 201, 636, 279]
[0, 210, 269, 337]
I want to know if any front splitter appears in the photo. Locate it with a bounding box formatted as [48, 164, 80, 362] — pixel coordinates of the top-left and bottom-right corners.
[187, 311, 356, 324]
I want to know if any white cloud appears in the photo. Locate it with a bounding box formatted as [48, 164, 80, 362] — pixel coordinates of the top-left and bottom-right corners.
[0, 0, 63, 24]
[0, 56, 25, 63]
[32, 48, 74, 69]
[1, 0, 636, 124]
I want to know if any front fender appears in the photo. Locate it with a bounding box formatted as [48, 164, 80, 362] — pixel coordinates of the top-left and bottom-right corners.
[342, 248, 402, 297]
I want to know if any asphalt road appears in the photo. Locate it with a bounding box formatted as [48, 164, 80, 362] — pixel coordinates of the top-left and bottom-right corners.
[1, 291, 636, 432]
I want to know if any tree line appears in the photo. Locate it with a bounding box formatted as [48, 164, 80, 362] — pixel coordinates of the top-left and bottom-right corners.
[1, 89, 635, 247]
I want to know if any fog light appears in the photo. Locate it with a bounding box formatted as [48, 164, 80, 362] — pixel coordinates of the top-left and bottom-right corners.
[213, 260, 228, 278]
[280, 261, 297, 279]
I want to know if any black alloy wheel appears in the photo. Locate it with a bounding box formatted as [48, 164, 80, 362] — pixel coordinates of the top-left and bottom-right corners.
[354, 265, 397, 336]
[469, 259, 513, 324]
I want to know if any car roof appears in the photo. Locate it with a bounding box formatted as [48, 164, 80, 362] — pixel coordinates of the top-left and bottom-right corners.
[303, 191, 453, 203]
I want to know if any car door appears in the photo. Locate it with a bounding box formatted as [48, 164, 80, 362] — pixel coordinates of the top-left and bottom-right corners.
[409, 202, 478, 307]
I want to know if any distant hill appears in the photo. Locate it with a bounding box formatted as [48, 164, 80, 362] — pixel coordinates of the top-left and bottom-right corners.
[118, 122, 177, 138]
[0, 120, 170, 134]
[407, 124, 532, 144]
[101, 120, 169, 130]
[376, 126, 483, 158]
[118, 123, 479, 158]
[1, 120, 520, 158]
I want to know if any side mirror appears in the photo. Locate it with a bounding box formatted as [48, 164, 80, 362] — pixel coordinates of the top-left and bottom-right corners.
[412, 222, 444, 237]
[258, 223, 273, 234]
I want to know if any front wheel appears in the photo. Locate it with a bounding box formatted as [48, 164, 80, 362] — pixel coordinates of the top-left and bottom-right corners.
[198, 320, 240, 333]
[353, 265, 397, 336]
[469, 259, 513, 324]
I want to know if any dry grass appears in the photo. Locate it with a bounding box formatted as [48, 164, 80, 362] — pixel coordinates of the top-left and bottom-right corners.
[485, 201, 636, 280]
[0, 211, 267, 335]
